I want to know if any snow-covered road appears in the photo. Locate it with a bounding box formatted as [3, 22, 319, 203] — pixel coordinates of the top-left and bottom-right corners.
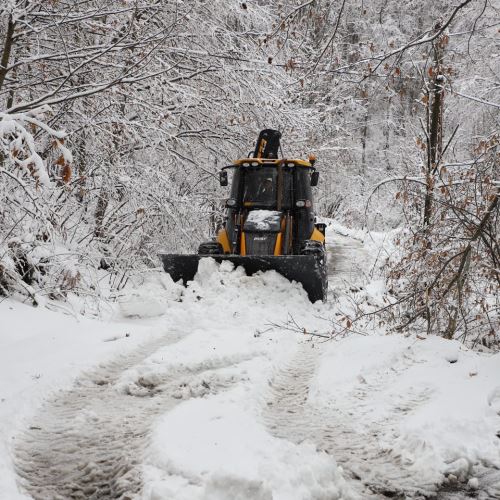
[2, 223, 500, 499]
[14, 333, 186, 499]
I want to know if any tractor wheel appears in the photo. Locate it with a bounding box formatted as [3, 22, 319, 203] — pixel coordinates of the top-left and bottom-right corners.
[198, 241, 223, 255]
[299, 239, 324, 257]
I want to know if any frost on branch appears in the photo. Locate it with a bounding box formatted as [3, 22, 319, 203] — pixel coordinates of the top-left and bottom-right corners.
[0, 107, 74, 301]
[0, 108, 64, 186]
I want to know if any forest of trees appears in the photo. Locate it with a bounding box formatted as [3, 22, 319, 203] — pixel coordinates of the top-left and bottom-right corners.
[0, 0, 498, 344]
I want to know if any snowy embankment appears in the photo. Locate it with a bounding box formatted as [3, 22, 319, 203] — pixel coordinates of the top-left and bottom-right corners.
[1, 222, 499, 499]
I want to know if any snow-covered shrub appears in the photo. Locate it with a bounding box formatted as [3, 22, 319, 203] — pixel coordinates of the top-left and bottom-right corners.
[0, 108, 74, 299]
[387, 141, 499, 347]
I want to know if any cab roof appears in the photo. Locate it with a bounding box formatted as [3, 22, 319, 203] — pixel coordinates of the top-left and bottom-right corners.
[233, 158, 313, 168]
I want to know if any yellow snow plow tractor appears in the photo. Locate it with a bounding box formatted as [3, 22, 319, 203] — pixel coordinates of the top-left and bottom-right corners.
[160, 129, 327, 302]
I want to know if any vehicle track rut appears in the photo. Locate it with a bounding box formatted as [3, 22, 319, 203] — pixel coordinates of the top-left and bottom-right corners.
[262, 341, 436, 499]
[13, 331, 239, 499]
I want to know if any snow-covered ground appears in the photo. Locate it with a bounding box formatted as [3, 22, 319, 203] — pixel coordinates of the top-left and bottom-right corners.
[0, 297, 169, 499]
[1, 223, 499, 499]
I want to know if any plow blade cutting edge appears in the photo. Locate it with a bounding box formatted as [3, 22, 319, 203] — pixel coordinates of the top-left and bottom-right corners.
[159, 254, 327, 303]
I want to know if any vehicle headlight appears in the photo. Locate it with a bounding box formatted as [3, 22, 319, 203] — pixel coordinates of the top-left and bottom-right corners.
[296, 200, 306, 208]
[226, 198, 237, 207]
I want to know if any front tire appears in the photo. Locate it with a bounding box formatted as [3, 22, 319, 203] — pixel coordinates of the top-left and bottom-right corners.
[198, 241, 223, 255]
[300, 240, 327, 301]
[299, 239, 324, 257]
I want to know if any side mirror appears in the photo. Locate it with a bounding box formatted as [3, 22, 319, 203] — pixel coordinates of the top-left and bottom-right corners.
[310, 171, 319, 187]
[219, 170, 228, 187]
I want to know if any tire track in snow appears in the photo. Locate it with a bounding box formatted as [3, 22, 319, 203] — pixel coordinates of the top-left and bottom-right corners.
[262, 340, 434, 499]
[263, 232, 437, 499]
[13, 331, 242, 499]
[327, 231, 370, 292]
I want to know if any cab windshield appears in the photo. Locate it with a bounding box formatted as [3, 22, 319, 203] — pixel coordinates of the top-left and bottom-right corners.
[241, 166, 292, 208]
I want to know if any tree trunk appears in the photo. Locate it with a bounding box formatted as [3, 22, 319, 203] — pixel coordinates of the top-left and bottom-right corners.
[360, 108, 369, 193]
[0, 14, 15, 94]
[423, 44, 445, 227]
[94, 189, 109, 239]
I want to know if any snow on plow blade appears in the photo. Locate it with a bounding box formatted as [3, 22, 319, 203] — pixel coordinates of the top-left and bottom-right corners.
[159, 254, 327, 303]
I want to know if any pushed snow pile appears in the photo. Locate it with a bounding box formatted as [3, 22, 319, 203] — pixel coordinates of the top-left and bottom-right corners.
[118, 258, 312, 320]
[117, 258, 320, 382]
[117, 272, 183, 318]
[191, 258, 311, 305]
[143, 387, 353, 500]
[114, 258, 321, 405]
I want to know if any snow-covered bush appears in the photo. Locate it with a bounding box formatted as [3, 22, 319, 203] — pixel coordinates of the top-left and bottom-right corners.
[387, 140, 499, 347]
[0, 108, 74, 299]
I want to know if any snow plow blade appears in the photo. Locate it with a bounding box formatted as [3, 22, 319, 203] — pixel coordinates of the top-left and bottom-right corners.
[159, 254, 327, 303]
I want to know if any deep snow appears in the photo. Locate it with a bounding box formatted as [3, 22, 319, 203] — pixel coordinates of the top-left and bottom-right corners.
[1, 223, 499, 499]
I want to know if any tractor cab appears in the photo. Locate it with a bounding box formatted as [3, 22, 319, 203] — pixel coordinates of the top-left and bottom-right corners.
[214, 130, 324, 258]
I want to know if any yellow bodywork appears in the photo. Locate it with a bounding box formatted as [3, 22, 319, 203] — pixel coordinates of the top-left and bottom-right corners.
[273, 232, 283, 256]
[216, 229, 231, 253]
[256, 139, 267, 158]
[240, 232, 246, 256]
[309, 227, 325, 244]
[233, 158, 313, 168]
[217, 225, 325, 256]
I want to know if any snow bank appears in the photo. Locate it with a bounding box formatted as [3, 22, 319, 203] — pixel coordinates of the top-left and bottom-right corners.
[391, 337, 500, 482]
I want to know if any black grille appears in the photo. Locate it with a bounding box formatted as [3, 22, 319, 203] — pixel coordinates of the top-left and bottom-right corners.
[245, 233, 277, 255]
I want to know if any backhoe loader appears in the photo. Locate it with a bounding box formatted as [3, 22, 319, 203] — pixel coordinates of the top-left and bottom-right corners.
[160, 129, 327, 302]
